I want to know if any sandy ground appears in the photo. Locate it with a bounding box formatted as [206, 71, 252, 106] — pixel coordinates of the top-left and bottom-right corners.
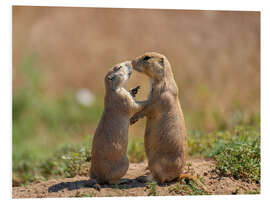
[12, 158, 259, 198]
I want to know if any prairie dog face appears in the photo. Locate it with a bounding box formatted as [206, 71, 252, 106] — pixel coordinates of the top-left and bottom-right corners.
[131, 52, 165, 81]
[105, 61, 133, 90]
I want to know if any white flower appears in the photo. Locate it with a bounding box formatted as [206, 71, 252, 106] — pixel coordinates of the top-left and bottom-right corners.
[76, 88, 95, 107]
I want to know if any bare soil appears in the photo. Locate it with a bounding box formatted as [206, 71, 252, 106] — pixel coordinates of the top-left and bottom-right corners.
[12, 158, 259, 198]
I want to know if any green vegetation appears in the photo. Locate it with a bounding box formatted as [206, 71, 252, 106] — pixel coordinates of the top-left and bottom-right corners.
[13, 143, 91, 185]
[80, 192, 95, 197]
[168, 179, 209, 196]
[188, 113, 260, 157]
[114, 184, 122, 196]
[127, 136, 145, 162]
[188, 121, 260, 183]
[213, 127, 260, 183]
[245, 189, 260, 194]
[145, 181, 158, 196]
[174, 183, 182, 194]
[180, 179, 208, 195]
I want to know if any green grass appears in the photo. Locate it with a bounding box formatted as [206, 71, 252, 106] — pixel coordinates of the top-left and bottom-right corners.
[182, 179, 208, 195]
[145, 181, 158, 196]
[13, 136, 148, 185]
[212, 126, 260, 182]
[127, 136, 146, 163]
[188, 123, 260, 183]
[80, 192, 95, 197]
[168, 179, 209, 196]
[13, 142, 91, 185]
[245, 189, 260, 194]
[187, 113, 260, 157]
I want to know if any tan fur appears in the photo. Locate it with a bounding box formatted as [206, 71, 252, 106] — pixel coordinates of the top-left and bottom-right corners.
[130, 52, 187, 184]
[90, 61, 148, 184]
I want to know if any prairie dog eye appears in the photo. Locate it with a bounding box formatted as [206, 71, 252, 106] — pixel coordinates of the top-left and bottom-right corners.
[143, 56, 151, 61]
[113, 66, 121, 71]
[107, 74, 114, 80]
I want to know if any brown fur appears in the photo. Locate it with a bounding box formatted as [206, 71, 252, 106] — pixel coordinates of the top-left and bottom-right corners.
[90, 61, 148, 184]
[130, 52, 187, 184]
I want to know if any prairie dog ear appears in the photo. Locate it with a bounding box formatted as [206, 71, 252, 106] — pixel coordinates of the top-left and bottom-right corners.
[158, 58, 164, 67]
[109, 75, 119, 90]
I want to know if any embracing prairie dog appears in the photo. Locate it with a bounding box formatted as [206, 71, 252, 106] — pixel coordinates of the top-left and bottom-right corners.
[130, 52, 187, 184]
[90, 61, 148, 184]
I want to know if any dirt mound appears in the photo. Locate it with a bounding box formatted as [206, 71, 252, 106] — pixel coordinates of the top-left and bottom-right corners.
[12, 159, 259, 198]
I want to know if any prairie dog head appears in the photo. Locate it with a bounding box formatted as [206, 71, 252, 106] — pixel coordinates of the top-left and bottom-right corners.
[105, 61, 133, 91]
[131, 52, 166, 81]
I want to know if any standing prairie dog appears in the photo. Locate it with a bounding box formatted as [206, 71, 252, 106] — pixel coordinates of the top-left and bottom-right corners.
[130, 52, 187, 184]
[90, 61, 148, 184]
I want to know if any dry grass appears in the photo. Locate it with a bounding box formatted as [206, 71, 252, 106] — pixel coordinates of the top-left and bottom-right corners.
[13, 7, 260, 133]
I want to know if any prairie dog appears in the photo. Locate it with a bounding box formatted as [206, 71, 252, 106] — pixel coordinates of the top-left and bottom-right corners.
[90, 61, 147, 184]
[130, 52, 187, 184]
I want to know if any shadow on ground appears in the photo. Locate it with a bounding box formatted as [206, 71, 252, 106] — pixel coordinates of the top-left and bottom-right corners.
[48, 176, 147, 193]
[47, 175, 178, 193]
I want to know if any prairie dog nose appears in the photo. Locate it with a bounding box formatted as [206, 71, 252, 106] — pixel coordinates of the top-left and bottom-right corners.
[124, 61, 133, 76]
[125, 61, 133, 70]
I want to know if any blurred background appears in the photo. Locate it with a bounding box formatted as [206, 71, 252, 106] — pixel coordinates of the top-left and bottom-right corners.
[12, 6, 260, 185]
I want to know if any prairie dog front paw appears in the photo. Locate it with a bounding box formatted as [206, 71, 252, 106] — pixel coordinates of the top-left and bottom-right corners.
[129, 86, 140, 97]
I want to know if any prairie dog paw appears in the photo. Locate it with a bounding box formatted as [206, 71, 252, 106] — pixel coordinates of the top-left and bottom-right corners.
[130, 86, 140, 97]
[130, 115, 139, 125]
